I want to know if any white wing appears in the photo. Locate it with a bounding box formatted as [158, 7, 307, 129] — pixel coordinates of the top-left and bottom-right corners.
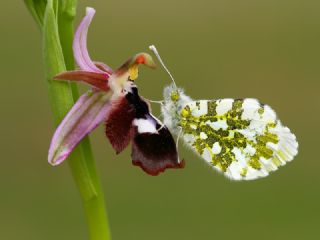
[179, 98, 298, 180]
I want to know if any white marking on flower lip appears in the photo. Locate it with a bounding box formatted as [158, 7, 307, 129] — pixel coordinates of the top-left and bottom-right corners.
[133, 117, 158, 134]
[216, 99, 234, 115]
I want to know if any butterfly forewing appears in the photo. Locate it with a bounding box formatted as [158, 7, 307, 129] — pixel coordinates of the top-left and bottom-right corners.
[179, 98, 298, 180]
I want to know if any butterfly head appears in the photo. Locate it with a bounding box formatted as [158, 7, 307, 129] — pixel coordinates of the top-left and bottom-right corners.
[163, 83, 178, 102]
[160, 84, 191, 133]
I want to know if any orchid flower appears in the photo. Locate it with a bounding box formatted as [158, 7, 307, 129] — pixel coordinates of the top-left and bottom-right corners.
[49, 7, 184, 175]
[48, 7, 154, 166]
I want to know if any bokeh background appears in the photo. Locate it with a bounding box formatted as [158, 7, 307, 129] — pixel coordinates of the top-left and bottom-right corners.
[1, 0, 319, 239]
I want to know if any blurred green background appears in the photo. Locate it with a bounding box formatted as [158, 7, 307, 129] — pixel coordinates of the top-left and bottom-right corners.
[1, 0, 319, 239]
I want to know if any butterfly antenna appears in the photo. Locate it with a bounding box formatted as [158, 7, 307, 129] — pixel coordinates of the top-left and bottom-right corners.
[149, 45, 177, 88]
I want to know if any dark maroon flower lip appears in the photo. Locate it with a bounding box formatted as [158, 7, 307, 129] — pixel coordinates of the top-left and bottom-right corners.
[125, 86, 183, 176]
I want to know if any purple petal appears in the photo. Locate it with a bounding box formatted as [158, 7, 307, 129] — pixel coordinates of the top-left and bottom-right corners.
[48, 91, 111, 166]
[73, 7, 112, 75]
[94, 62, 113, 74]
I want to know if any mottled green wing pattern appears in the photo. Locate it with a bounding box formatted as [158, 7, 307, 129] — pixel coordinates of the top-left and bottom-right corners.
[179, 98, 298, 180]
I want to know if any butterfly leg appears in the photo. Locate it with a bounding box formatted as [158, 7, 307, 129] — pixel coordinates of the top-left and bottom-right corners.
[174, 126, 183, 163]
[176, 126, 182, 150]
[156, 123, 165, 131]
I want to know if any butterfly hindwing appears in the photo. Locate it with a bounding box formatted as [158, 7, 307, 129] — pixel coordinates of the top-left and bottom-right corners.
[178, 98, 298, 180]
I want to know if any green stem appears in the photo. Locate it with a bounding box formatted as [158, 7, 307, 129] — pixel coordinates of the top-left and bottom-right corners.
[28, 0, 112, 239]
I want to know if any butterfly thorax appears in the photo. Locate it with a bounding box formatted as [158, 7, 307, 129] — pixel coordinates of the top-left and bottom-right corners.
[161, 84, 192, 135]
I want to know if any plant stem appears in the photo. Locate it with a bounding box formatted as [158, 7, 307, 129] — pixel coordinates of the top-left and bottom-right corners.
[41, 1, 111, 239]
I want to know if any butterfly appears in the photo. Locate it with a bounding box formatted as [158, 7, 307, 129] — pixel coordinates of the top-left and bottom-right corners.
[149, 45, 298, 180]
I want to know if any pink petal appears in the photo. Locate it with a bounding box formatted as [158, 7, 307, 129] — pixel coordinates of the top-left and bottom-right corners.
[94, 62, 113, 74]
[73, 7, 112, 75]
[48, 91, 111, 166]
